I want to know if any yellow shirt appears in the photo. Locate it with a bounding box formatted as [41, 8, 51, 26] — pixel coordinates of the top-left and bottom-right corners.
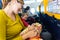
[0, 10, 25, 40]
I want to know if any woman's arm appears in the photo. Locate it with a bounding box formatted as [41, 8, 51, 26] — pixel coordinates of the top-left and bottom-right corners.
[0, 14, 6, 40]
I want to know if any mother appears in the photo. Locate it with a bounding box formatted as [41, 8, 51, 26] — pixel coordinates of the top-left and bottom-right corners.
[0, 0, 38, 40]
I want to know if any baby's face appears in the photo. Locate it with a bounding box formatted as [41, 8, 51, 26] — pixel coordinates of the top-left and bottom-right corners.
[34, 24, 42, 34]
[31, 23, 42, 34]
[37, 24, 42, 31]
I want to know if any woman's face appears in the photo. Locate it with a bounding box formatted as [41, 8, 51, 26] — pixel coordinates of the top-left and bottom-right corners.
[12, 1, 23, 14]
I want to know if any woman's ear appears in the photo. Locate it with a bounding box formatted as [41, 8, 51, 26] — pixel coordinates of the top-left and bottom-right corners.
[7, 2, 11, 6]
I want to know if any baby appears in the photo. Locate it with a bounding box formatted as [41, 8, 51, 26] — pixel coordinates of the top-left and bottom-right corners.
[29, 23, 42, 40]
[20, 23, 42, 40]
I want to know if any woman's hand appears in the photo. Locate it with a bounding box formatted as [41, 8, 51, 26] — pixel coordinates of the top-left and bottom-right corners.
[20, 25, 35, 36]
[21, 29, 38, 40]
